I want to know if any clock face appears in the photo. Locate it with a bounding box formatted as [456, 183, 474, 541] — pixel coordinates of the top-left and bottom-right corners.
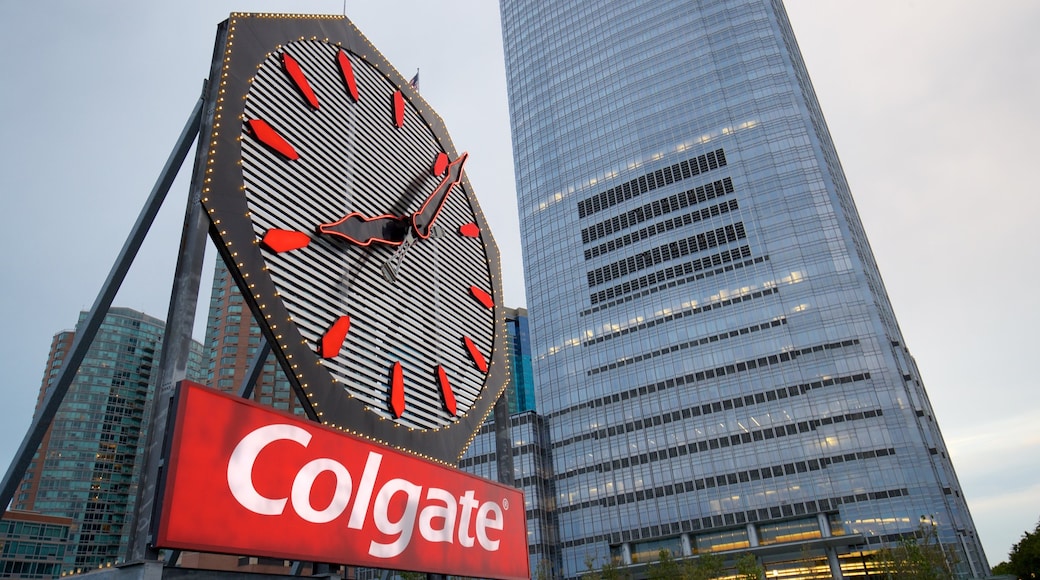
[200, 14, 506, 463]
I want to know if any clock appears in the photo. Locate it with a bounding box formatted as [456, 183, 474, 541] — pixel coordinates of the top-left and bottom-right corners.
[199, 14, 507, 463]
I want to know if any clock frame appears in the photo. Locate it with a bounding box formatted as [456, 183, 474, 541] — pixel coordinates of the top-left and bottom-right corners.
[199, 13, 507, 464]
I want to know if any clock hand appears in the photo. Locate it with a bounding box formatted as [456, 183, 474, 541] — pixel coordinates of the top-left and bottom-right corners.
[380, 228, 418, 283]
[411, 152, 468, 239]
[318, 212, 409, 246]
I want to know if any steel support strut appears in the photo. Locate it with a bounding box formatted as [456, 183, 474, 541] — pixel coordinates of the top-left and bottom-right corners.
[0, 94, 205, 520]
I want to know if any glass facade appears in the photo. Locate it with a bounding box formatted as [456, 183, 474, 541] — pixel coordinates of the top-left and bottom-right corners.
[14, 308, 205, 573]
[203, 259, 300, 414]
[0, 512, 72, 579]
[460, 308, 558, 578]
[499, 1, 987, 578]
[505, 307, 537, 414]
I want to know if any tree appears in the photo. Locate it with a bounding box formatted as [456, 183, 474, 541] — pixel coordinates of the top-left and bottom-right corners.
[1003, 518, 1040, 579]
[583, 553, 630, 580]
[646, 549, 682, 580]
[688, 552, 724, 580]
[734, 553, 764, 580]
[534, 559, 555, 580]
[873, 524, 954, 580]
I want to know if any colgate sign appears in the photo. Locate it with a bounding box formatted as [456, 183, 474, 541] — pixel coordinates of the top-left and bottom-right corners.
[157, 382, 528, 580]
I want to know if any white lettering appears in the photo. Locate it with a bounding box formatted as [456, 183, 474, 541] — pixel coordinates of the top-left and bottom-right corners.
[227, 424, 510, 559]
[347, 452, 382, 529]
[457, 490, 480, 548]
[291, 458, 352, 523]
[227, 424, 310, 515]
[475, 501, 503, 550]
[419, 487, 457, 543]
[369, 478, 421, 558]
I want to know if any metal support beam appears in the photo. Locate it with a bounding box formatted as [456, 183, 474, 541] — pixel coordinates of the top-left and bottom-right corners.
[127, 82, 216, 561]
[238, 338, 272, 400]
[0, 94, 205, 519]
[493, 392, 515, 486]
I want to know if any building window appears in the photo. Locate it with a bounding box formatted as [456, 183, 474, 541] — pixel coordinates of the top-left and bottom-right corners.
[631, 536, 682, 563]
[757, 517, 821, 545]
[695, 528, 749, 553]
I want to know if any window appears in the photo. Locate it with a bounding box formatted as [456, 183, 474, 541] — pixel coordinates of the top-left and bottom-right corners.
[757, 517, 821, 545]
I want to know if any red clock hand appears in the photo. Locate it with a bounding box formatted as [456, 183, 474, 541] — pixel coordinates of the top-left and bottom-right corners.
[411, 153, 468, 239]
[318, 212, 409, 246]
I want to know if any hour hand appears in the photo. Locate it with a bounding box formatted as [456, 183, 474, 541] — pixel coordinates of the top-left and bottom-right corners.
[318, 212, 409, 246]
[412, 152, 468, 239]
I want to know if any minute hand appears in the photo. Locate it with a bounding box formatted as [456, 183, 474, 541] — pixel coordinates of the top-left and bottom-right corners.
[411, 152, 468, 239]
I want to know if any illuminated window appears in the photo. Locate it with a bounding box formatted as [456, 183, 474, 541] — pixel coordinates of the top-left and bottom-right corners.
[695, 528, 749, 553]
[630, 537, 682, 563]
[757, 517, 821, 545]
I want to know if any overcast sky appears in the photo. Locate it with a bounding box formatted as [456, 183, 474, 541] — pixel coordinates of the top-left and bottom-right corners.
[0, 1, 1036, 569]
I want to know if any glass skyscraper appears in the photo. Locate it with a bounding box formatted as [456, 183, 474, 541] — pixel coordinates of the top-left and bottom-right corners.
[14, 308, 205, 573]
[500, 1, 987, 577]
[460, 307, 557, 576]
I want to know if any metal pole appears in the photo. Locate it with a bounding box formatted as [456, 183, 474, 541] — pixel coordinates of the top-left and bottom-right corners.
[0, 95, 205, 519]
[493, 392, 515, 486]
[127, 81, 216, 561]
[126, 23, 229, 565]
[238, 338, 273, 399]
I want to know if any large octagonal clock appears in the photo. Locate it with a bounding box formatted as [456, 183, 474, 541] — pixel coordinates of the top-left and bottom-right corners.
[199, 13, 507, 463]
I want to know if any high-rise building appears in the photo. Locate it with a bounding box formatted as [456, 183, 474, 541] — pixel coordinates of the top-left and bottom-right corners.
[460, 307, 557, 577]
[14, 308, 205, 573]
[504, 307, 537, 415]
[0, 511, 73, 579]
[202, 260, 299, 414]
[500, 1, 987, 577]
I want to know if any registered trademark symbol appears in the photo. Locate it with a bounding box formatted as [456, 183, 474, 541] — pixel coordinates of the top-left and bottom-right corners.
[503, 498, 510, 510]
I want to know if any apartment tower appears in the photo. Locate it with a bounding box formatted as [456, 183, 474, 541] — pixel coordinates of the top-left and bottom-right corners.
[499, 1, 987, 577]
[14, 308, 205, 573]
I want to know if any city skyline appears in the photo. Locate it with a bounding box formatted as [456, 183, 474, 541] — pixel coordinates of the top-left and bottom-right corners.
[0, 1, 1037, 569]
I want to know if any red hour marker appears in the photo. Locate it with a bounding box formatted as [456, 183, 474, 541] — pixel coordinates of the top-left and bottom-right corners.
[433, 152, 449, 176]
[261, 229, 311, 253]
[319, 316, 351, 359]
[436, 366, 457, 416]
[393, 90, 405, 127]
[246, 119, 299, 160]
[463, 337, 488, 373]
[337, 50, 360, 102]
[390, 362, 405, 418]
[460, 223, 480, 238]
[282, 52, 319, 109]
[470, 286, 494, 309]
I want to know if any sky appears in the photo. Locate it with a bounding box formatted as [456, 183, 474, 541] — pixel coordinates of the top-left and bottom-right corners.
[0, 0, 1037, 569]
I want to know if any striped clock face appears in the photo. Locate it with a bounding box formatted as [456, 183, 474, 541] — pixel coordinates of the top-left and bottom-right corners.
[200, 14, 504, 462]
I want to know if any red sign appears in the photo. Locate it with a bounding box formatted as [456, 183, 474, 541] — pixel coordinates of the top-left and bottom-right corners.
[157, 382, 529, 580]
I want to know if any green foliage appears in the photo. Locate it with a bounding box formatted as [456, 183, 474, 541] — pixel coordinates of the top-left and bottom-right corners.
[873, 524, 954, 580]
[1003, 518, 1040, 579]
[689, 552, 724, 580]
[534, 559, 555, 580]
[642, 549, 730, 580]
[990, 560, 1012, 575]
[582, 553, 630, 580]
[646, 549, 681, 580]
[734, 553, 763, 580]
